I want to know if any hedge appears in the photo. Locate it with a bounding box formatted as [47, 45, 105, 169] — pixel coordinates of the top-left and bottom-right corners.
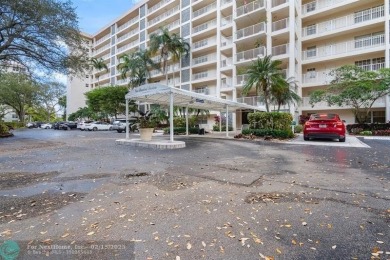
[347, 123, 390, 134]
[248, 112, 293, 131]
[213, 125, 233, 131]
[242, 128, 294, 139]
[163, 127, 200, 135]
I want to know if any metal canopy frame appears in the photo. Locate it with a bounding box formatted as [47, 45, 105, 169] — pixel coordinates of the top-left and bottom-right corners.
[125, 83, 263, 142]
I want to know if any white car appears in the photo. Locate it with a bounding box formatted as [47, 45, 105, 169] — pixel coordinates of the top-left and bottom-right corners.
[40, 123, 52, 129]
[85, 121, 113, 131]
[77, 121, 93, 131]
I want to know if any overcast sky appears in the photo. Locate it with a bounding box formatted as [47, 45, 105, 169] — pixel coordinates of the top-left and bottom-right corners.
[73, 0, 139, 35]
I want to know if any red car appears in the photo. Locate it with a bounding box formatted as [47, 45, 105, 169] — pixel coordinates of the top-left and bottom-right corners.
[303, 113, 346, 142]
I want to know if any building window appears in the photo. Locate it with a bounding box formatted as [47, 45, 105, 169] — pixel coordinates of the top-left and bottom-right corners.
[306, 2, 316, 13]
[306, 24, 316, 36]
[355, 59, 371, 71]
[373, 111, 385, 123]
[372, 57, 385, 70]
[86, 75, 89, 78]
[85, 84, 89, 88]
[307, 68, 316, 78]
[306, 46, 317, 58]
[354, 8, 371, 23]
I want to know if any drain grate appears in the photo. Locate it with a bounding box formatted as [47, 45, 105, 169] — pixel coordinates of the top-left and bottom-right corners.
[123, 172, 150, 178]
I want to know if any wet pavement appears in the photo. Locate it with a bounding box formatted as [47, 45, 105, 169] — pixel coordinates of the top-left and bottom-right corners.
[0, 128, 389, 259]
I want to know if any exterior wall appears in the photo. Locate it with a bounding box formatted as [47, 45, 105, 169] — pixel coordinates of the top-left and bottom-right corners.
[67, 0, 390, 126]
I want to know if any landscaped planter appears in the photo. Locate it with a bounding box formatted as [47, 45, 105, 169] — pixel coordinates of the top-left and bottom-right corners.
[139, 128, 154, 141]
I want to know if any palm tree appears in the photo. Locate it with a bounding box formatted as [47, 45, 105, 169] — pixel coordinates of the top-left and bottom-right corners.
[149, 27, 190, 86]
[242, 55, 286, 112]
[90, 58, 108, 88]
[270, 79, 301, 112]
[117, 49, 159, 88]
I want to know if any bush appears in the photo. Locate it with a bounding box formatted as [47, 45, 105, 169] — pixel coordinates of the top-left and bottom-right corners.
[359, 131, 372, 136]
[173, 117, 197, 127]
[294, 125, 303, 133]
[242, 128, 294, 139]
[373, 130, 390, 136]
[213, 125, 233, 131]
[163, 127, 200, 135]
[0, 122, 10, 135]
[347, 123, 390, 134]
[4, 122, 24, 129]
[248, 112, 293, 131]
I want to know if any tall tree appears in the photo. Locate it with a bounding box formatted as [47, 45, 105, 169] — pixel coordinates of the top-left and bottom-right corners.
[0, 0, 87, 74]
[117, 49, 159, 88]
[270, 79, 301, 112]
[0, 73, 39, 121]
[149, 27, 190, 85]
[242, 55, 287, 112]
[310, 65, 390, 123]
[37, 81, 66, 121]
[58, 95, 67, 120]
[90, 58, 108, 87]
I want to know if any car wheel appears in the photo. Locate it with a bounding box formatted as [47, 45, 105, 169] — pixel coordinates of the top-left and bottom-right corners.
[339, 137, 346, 142]
[93, 127, 98, 131]
[117, 130, 122, 133]
[109, 127, 112, 131]
[303, 136, 309, 141]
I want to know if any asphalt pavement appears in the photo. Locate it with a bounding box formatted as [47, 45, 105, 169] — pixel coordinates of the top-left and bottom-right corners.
[0, 128, 389, 260]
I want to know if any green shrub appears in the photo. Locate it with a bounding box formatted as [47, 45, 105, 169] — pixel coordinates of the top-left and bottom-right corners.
[242, 128, 294, 139]
[4, 122, 24, 129]
[248, 112, 293, 131]
[294, 125, 303, 133]
[163, 127, 200, 135]
[0, 123, 10, 135]
[213, 125, 233, 131]
[359, 131, 372, 136]
[173, 117, 197, 127]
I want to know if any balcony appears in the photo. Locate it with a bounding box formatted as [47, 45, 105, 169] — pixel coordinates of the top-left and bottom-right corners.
[95, 73, 110, 82]
[236, 96, 265, 107]
[148, 0, 174, 14]
[149, 19, 180, 38]
[236, 22, 265, 41]
[302, 0, 349, 16]
[117, 28, 139, 43]
[192, 53, 217, 66]
[236, 74, 250, 85]
[117, 40, 139, 54]
[221, 0, 232, 6]
[236, 0, 265, 18]
[221, 36, 233, 48]
[193, 36, 217, 50]
[221, 77, 233, 88]
[117, 16, 138, 32]
[150, 64, 179, 77]
[95, 43, 110, 55]
[117, 78, 130, 85]
[148, 5, 180, 26]
[272, 43, 289, 56]
[192, 70, 217, 81]
[192, 19, 217, 34]
[272, 18, 289, 32]
[220, 58, 233, 68]
[302, 35, 385, 61]
[272, 0, 287, 8]
[193, 2, 217, 19]
[95, 35, 110, 46]
[236, 47, 265, 63]
[302, 5, 385, 37]
[220, 15, 232, 27]
[193, 88, 210, 95]
[301, 96, 386, 109]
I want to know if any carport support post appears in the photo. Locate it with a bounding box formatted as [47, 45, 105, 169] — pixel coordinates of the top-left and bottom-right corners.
[125, 99, 129, 139]
[170, 92, 174, 142]
[185, 106, 189, 136]
[219, 112, 222, 132]
[226, 105, 229, 138]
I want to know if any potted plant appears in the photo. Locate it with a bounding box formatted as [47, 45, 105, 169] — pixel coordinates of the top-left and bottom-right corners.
[137, 110, 157, 141]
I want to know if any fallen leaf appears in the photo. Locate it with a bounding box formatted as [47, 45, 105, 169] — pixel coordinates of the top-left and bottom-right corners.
[87, 231, 95, 236]
[276, 248, 282, 254]
[377, 241, 384, 244]
[302, 222, 307, 226]
[186, 243, 192, 250]
[292, 239, 297, 245]
[168, 242, 174, 246]
[332, 245, 337, 249]
[40, 231, 47, 235]
[61, 233, 70, 238]
[154, 236, 159, 241]
[176, 256, 180, 260]
[105, 225, 112, 229]
[201, 241, 206, 247]
[240, 238, 249, 246]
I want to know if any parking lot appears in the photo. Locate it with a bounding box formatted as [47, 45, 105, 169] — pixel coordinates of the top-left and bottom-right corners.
[0, 128, 389, 259]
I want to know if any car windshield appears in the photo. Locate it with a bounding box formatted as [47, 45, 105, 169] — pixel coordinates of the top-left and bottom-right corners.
[310, 114, 338, 120]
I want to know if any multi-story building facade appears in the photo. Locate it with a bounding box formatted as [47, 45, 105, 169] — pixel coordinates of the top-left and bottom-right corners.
[67, 0, 390, 129]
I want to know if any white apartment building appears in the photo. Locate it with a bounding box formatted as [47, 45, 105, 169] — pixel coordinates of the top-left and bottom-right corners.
[67, 0, 390, 129]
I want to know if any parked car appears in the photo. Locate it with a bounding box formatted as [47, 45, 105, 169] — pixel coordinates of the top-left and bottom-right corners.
[52, 122, 65, 130]
[40, 123, 52, 129]
[26, 122, 36, 128]
[85, 121, 113, 131]
[59, 122, 78, 130]
[77, 121, 93, 131]
[111, 119, 137, 133]
[303, 113, 346, 142]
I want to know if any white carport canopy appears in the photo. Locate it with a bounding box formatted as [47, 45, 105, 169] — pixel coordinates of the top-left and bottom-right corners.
[124, 83, 263, 142]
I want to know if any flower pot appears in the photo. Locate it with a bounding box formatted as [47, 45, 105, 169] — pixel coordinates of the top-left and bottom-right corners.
[139, 128, 154, 141]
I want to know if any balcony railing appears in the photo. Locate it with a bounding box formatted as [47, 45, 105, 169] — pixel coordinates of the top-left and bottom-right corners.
[193, 2, 217, 18]
[272, 43, 289, 56]
[221, 78, 233, 88]
[236, 0, 265, 18]
[302, 35, 385, 60]
[221, 36, 233, 47]
[117, 28, 139, 43]
[148, 0, 173, 14]
[236, 47, 265, 62]
[192, 70, 216, 80]
[193, 88, 209, 95]
[302, 96, 386, 108]
[236, 96, 264, 107]
[117, 16, 138, 32]
[148, 5, 180, 26]
[193, 36, 217, 50]
[272, 0, 287, 8]
[193, 19, 217, 34]
[221, 15, 232, 27]
[117, 40, 139, 53]
[302, 5, 385, 37]
[272, 18, 289, 32]
[95, 43, 110, 55]
[221, 0, 232, 6]
[149, 19, 180, 38]
[236, 74, 249, 85]
[117, 78, 130, 85]
[236, 22, 265, 40]
[302, 0, 348, 15]
[192, 53, 217, 65]
[95, 35, 110, 46]
[220, 58, 233, 68]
